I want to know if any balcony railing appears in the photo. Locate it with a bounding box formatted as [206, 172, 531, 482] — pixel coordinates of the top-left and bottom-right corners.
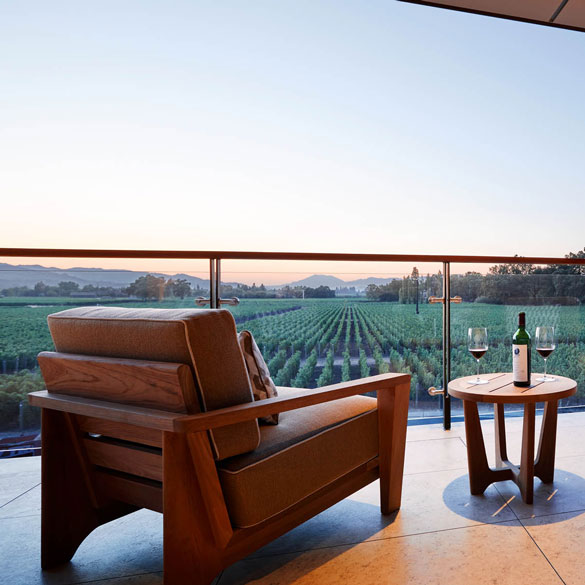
[1, 247, 584, 457]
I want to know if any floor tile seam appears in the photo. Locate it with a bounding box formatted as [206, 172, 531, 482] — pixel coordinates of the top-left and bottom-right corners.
[518, 522, 567, 585]
[0, 512, 41, 521]
[492, 483, 522, 522]
[406, 436, 465, 444]
[0, 481, 40, 510]
[245, 518, 520, 561]
[66, 569, 164, 584]
[517, 507, 585, 522]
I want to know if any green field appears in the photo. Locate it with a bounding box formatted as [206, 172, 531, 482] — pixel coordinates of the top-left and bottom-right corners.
[1, 297, 584, 432]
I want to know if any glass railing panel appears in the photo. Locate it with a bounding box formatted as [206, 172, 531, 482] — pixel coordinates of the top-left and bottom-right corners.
[0, 256, 209, 457]
[450, 269, 585, 417]
[221, 260, 444, 421]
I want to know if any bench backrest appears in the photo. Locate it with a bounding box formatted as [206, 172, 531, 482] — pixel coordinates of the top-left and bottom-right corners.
[41, 307, 260, 460]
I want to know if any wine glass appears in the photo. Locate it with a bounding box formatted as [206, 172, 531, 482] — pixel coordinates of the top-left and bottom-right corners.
[535, 326, 556, 382]
[468, 327, 489, 385]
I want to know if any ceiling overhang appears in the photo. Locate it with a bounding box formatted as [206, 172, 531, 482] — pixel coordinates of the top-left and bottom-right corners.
[397, 1, 585, 33]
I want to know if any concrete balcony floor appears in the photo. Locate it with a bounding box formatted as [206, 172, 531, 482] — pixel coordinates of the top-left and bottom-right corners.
[3, 411, 585, 585]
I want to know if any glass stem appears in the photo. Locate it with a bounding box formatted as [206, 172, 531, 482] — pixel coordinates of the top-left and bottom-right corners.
[544, 358, 547, 378]
[477, 358, 480, 381]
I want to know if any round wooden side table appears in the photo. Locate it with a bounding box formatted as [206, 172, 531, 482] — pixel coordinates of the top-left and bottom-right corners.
[448, 372, 576, 504]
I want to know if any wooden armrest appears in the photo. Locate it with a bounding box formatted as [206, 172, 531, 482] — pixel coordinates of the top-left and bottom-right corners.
[28, 372, 410, 434]
[28, 390, 182, 431]
[172, 373, 410, 433]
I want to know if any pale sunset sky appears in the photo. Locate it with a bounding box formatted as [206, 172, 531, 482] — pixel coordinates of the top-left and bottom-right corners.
[1, 1, 584, 284]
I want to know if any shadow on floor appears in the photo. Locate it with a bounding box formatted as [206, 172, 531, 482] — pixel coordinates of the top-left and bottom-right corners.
[221, 500, 397, 584]
[443, 470, 585, 524]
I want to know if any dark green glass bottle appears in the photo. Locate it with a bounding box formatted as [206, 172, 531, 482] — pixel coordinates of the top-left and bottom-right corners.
[513, 312, 531, 387]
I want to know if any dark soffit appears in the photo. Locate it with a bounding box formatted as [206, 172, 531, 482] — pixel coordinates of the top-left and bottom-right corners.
[397, 0, 585, 33]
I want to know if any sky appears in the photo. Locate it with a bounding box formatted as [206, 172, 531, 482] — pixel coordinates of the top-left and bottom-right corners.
[1, 1, 584, 284]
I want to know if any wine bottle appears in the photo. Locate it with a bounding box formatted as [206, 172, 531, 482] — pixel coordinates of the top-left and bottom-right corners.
[513, 312, 531, 387]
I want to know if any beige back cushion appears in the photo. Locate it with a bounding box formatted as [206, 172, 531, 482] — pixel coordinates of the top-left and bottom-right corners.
[238, 330, 279, 425]
[47, 306, 260, 459]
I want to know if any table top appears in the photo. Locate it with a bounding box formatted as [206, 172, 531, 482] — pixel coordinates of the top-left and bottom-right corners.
[448, 373, 577, 404]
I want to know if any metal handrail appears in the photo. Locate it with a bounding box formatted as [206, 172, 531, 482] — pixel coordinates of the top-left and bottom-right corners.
[1, 247, 585, 266]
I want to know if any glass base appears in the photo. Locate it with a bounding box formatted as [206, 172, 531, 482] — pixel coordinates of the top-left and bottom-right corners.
[468, 378, 489, 385]
[536, 375, 556, 382]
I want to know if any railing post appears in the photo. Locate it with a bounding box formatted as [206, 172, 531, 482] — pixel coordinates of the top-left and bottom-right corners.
[215, 258, 222, 309]
[443, 261, 451, 430]
[209, 259, 218, 309]
[197, 258, 237, 309]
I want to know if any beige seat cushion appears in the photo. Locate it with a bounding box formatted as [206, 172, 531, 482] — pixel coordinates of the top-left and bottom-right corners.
[47, 306, 260, 460]
[218, 389, 378, 527]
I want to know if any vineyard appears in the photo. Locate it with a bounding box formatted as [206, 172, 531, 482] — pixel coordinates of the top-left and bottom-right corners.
[1, 298, 585, 432]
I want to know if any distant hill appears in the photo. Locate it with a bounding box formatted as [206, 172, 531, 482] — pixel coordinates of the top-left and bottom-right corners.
[281, 275, 347, 289]
[345, 277, 398, 287]
[0, 263, 209, 290]
[0, 263, 399, 293]
[276, 274, 398, 291]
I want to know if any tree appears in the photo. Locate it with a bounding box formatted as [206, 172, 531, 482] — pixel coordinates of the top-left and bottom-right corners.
[220, 282, 275, 299]
[0, 286, 34, 297]
[33, 281, 49, 296]
[399, 269, 421, 305]
[451, 272, 482, 302]
[365, 284, 380, 300]
[423, 272, 443, 299]
[481, 248, 585, 304]
[165, 278, 192, 299]
[366, 281, 401, 302]
[126, 275, 166, 300]
[80, 284, 123, 297]
[411, 267, 420, 314]
[304, 286, 335, 298]
[279, 286, 303, 299]
[489, 255, 534, 275]
[57, 281, 80, 296]
[545, 248, 585, 276]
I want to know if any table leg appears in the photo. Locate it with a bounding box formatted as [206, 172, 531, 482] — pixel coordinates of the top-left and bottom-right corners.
[534, 400, 558, 483]
[494, 403, 508, 468]
[464, 401, 502, 494]
[518, 403, 536, 504]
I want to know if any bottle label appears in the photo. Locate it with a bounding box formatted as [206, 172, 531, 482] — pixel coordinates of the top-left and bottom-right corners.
[513, 345, 528, 382]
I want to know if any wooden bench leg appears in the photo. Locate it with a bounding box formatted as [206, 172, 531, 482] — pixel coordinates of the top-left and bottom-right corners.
[378, 381, 409, 514]
[41, 409, 100, 568]
[163, 432, 223, 585]
[41, 409, 136, 568]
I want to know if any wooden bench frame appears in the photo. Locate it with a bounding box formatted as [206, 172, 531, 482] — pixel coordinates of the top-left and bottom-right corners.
[29, 372, 410, 585]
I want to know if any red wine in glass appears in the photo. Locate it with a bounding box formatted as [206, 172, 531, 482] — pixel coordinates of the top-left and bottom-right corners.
[468, 327, 488, 385]
[536, 347, 554, 359]
[469, 348, 487, 360]
[535, 326, 556, 382]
